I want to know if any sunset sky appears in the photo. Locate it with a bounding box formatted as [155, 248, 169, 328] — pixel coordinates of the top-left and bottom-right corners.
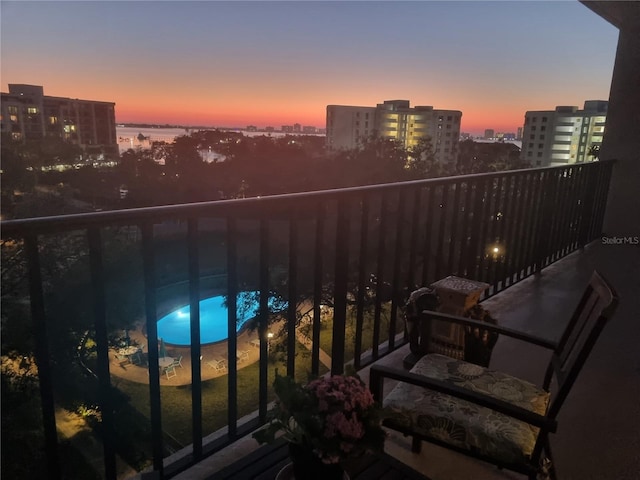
[1, 1, 619, 135]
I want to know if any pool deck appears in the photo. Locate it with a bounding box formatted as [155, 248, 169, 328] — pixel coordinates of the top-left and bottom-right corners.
[109, 326, 264, 386]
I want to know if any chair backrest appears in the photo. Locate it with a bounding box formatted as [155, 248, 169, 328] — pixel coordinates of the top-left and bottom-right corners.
[544, 270, 619, 418]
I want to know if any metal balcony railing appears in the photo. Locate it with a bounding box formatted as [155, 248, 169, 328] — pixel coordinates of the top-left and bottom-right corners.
[0, 160, 614, 479]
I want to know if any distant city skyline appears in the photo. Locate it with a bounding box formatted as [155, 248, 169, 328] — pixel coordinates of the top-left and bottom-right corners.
[1, 1, 619, 136]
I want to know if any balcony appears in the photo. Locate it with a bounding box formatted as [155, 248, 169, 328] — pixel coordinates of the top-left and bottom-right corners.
[175, 240, 639, 480]
[4, 160, 638, 480]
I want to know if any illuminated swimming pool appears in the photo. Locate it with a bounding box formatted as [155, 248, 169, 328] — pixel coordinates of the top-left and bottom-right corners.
[157, 293, 284, 346]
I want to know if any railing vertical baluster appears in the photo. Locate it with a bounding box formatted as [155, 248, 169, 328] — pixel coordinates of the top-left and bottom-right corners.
[389, 190, 406, 350]
[87, 227, 117, 479]
[421, 186, 435, 285]
[311, 204, 324, 375]
[577, 165, 593, 248]
[534, 170, 559, 271]
[569, 166, 587, 251]
[518, 172, 539, 279]
[490, 177, 506, 292]
[589, 163, 606, 240]
[287, 214, 298, 377]
[570, 167, 584, 251]
[551, 169, 571, 262]
[543, 170, 560, 265]
[557, 169, 576, 257]
[24, 233, 61, 480]
[226, 217, 238, 439]
[597, 162, 615, 237]
[447, 181, 463, 276]
[458, 181, 473, 279]
[372, 195, 388, 359]
[468, 179, 489, 281]
[497, 176, 515, 287]
[476, 179, 494, 283]
[434, 185, 449, 280]
[141, 223, 164, 474]
[558, 168, 575, 258]
[530, 171, 546, 273]
[504, 175, 520, 281]
[259, 218, 270, 420]
[406, 187, 422, 289]
[187, 218, 203, 459]
[354, 196, 369, 371]
[592, 162, 613, 241]
[331, 199, 350, 375]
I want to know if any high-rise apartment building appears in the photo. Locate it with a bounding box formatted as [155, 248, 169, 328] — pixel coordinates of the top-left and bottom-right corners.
[326, 100, 462, 165]
[521, 100, 607, 167]
[1, 84, 118, 160]
[484, 129, 495, 139]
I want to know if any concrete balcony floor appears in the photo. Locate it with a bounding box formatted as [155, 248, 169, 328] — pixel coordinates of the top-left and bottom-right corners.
[173, 241, 639, 480]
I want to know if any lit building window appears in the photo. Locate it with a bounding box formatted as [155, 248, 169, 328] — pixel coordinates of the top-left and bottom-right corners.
[27, 107, 38, 114]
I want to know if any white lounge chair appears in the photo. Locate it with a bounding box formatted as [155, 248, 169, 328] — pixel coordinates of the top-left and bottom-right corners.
[206, 359, 227, 372]
[164, 365, 177, 379]
[237, 350, 249, 363]
[171, 355, 183, 368]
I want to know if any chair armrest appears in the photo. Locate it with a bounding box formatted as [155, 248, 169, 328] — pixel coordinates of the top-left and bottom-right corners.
[370, 364, 557, 433]
[418, 310, 558, 350]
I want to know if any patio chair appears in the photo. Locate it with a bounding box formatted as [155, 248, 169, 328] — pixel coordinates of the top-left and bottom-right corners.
[215, 359, 228, 372]
[164, 365, 177, 379]
[113, 352, 130, 368]
[205, 358, 227, 372]
[130, 349, 143, 365]
[172, 355, 183, 368]
[370, 271, 618, 480]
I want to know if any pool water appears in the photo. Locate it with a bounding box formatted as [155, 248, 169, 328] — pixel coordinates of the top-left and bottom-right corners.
[157, 293, 283, 346]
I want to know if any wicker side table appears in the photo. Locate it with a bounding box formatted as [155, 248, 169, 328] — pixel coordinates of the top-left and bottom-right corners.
[427, 276, 490, 360]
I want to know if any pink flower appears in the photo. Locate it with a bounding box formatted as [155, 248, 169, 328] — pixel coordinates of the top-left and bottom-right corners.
[324, 411, 365, 439]
[258, 373, 386, 464]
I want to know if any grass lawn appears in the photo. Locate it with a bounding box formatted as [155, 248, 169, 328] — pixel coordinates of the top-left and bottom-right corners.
[115, 340, 324, 461]
[306, 303, 404, 363]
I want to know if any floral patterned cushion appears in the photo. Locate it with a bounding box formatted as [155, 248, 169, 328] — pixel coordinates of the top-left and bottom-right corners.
[383, 353, 550, 465]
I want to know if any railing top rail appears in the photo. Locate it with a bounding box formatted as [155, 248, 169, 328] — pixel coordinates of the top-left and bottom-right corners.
[1, 160, 614, 237]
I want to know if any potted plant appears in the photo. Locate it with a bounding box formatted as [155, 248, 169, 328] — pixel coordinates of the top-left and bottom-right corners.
[253, 371, 387, 480]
